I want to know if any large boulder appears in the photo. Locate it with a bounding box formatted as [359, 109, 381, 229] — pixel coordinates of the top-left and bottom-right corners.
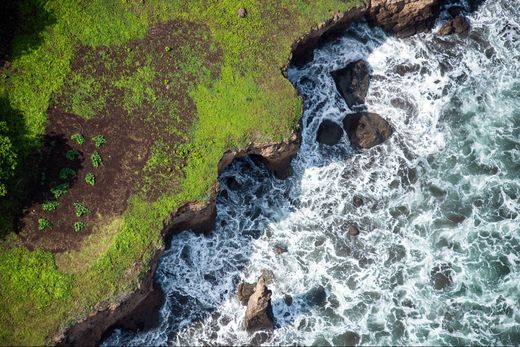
[331, 60, 369, 108]
[316, 119, 344, 145]
[237, 282, 256, 306]
[437, 15, 470, 36]
[244, 278, 274, 332]
[342, 112, 393, 149]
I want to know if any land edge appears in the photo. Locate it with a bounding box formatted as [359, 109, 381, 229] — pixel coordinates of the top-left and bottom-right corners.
[58, 0, 448, 345]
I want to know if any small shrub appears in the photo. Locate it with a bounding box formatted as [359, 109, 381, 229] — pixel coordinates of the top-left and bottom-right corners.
[91, 151, 103, 168]
[85, 172, 95, 186]
[50, 183, 69, 199]
[164, 46, 171, 52]
[59, 168, 76, 180]
[65, 149, 80, 161]
[164, 79, 170, 85]
[126, 47, 132, 52]
[38, 218, 51, 231]
[73, 202, 90, 217]
[73, 221, 86, 232]
[71, 133, 85, 145]
[92, 135, 106, 147]
[42, 201, 59, 211]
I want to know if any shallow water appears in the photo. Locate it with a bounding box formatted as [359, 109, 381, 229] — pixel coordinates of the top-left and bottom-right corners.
[104, 1, 520, 345]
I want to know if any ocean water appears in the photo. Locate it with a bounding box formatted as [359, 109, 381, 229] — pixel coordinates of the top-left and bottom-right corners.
[104, 1, 520, 345]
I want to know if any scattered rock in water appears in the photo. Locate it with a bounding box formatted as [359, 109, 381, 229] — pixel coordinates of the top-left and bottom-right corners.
[332, 330, 361, 346]
[331, 60, 370, 108]
[274, 244, 288, 254]
[244, 278, 274, 332]
[237, 7, 247, 18]
[342, 112, 393, 149]
[438, 16, 470, 36]
[448, 214, 466, 224]
[284, 294, 293, 306]
[316, 120, 344, 145]
[347, 224, 360, 236]
[225, 176, 241, 191]
[237, 282, 256, 306]
[353, 195, 364, 208]
[304, 285, 327, 307]
[431, 263, 454, 290]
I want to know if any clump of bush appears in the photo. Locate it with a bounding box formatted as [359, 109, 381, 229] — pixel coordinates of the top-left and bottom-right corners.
[73, 202, 90, 217]
[42, 201, 59, 211]
[73, 221, 85, 232]
[164, 46, 171, 52]
[59, 168, 76, 180]
[50, 183, 69, 199]
[85, 172, 95, 186]
[0, 121, 17, 197]
[91, 151, 102, 168]
[38, 218, 51, 231]
[65, 149, 80, 161]
[92, 135, 106, 148]
[71, 133, 85, 145]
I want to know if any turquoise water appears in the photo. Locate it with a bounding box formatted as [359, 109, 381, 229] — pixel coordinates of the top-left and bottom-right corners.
[104, 1, 520, 345]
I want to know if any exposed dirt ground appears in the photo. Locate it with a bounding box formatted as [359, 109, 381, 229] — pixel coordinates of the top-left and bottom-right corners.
[18, 20, 221, 251]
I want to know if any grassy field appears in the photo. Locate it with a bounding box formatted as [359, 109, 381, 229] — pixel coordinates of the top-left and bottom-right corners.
[0, 0, 362, 344]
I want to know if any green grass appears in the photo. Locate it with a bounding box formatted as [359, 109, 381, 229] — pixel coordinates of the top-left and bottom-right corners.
[0, 0, 363, 345]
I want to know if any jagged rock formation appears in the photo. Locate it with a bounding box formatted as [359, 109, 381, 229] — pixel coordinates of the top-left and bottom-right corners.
[343, 112, 393, 149]
[244, 278, 274, 332]
[316, 120, 344, 145]
[331, 60, 370, 108]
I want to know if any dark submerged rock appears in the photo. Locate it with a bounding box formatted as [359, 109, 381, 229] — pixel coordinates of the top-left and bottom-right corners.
[304, 285, 327, 307]
[342, 112, 393, 149]
[244, 278, 274, 332]
[331, 60, 370, 108]
[332, 330, 361, 346]
[316, 119, 344, 145]
[438, 16, 470, 36]
[431, 263, 454, 290]
[353, 195, 364, 208]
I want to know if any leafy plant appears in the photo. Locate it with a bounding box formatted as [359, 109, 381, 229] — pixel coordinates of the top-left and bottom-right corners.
[91, 151, 103, 168]
[38, 218, 51, 231]
[91, 135, 106, 147]
[85, 172, 95, 186]
[65, 149, 80, 161]
[42, 201, 59, 211]
[164, 46, 171, 52]
[73, 221, 86, 232]
[59, 168, 76, 180]
[70, 133, 85, 145]
[50, 183, 69, 199]
[73, 202, 90, 217]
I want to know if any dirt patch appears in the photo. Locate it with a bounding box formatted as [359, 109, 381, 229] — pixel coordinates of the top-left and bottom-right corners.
[18, 20, 221, 252]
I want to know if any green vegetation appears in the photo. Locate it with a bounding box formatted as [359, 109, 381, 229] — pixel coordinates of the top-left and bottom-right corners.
[70, 133, 85, 145]
[59, 168, 76, 180]
[90, 151, 103, 168]
[0, 0, 362, 345]
[85, 173, 95, 186]
[50, 183, 69, 199]
[42, 201, 59, 212]
[38, 218, 51, 231]
[73, 222, 86, 232]
[91, 135, 106, 148]
[65, 149, 80, 161]
[73, 203, 90, 218]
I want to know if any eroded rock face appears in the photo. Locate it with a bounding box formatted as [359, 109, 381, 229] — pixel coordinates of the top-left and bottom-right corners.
[332, 60, 370, 108]
[237, 282, 257, 306]
[342, 112, 393, 149]
[244, 278, 274, 332]
[437, 15, 470, 36]
[367, 0, 443, 37]
[316, 119, 344, 145]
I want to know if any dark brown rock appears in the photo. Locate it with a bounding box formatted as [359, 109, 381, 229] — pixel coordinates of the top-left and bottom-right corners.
[237, 7, 247, 18]
[331, 60, 370, 108]
[237, 282, 256, 306]
[284, 294, 293, 306]
[348, 225, 360, 236]
[342, 112, 393, 149]
[431, 263, 454, 290]
[244, 278, 274, 332]
[316, 119, 344, 145]
[437, 15, 470, 36]
[353, 195, 364, 208]
[333, 330, 361, 346]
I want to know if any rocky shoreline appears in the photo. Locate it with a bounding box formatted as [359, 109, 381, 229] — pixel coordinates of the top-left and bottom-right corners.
[59, 1, 466, 345]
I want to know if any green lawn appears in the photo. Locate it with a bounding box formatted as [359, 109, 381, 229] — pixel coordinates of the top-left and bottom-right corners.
[0, 0, 362, 344]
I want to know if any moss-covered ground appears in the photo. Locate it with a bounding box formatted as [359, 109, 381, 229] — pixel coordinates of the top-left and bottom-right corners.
[0, 0, 362, 344]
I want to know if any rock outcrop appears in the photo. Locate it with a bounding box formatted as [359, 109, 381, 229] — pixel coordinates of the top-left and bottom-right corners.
[316, 120, 344, 145]
[244, 278, 274, 332]
[331, 60, 370, 108]
[237, 282, 257, 306]
[342, 112, 393, 149]
[437, 15, 470, 36]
